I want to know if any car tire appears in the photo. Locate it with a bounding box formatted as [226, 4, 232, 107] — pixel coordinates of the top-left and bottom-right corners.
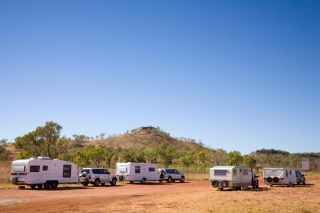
[167, 177, 173, 183]
[110, 178, 117, 186]
[180, 177, 185, 183]
[30, 184, 36, 190]
[81, 182, 89, 186]
[94, 179, 101, 186]
[37, 184, 43, 189]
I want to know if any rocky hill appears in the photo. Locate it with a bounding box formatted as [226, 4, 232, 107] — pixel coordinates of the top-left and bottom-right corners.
[93, 126, 210, 152]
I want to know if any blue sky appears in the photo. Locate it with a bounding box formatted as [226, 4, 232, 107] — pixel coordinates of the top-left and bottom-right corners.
[0, 0, 319, 153]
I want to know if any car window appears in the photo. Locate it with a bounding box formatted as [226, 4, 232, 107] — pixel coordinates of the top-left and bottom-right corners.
[92, 169, 107, 174]
[166, 169, 175, 174]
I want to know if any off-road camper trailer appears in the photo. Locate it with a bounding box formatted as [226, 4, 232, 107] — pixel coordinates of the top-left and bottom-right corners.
[209, 166, 258, 190]
[263, 168, 305, 186]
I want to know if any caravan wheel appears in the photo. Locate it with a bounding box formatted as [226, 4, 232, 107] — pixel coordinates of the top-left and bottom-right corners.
[30, 184, 36, 190]
[51, 182, 58, 190]
[37, 184, 43, 189]
[44, 183, 50, 189]
[140, 178, 146, 184]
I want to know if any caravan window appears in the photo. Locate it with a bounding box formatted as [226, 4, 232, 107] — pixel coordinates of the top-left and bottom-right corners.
[118, 167, 128, 174]
[63, 165, 72, 178]
[242, 169, 249, 175]
[30, 165, 40, 172]
[214, 170, 227, 176]
[43, 165, 48, 171]
[149, 167, 155, 172]
[135, 166, 141, 173]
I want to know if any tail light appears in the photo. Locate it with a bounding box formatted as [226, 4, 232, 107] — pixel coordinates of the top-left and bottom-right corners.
[11, 172, 17, 175]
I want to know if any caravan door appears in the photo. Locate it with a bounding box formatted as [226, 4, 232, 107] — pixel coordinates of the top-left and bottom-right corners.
[240, 168, 252, 186]
[232, 167, 241, 187]
[29, 164, 42, 184]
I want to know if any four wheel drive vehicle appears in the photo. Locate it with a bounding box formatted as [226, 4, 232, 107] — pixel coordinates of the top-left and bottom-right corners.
[10, 157, 79, 190]
[159, 168, 185, 182]
[263, 168, 305, 186]
[116, 162, 162, 183]
[79, 168, 117, 186]
[209, 166, 259, 191]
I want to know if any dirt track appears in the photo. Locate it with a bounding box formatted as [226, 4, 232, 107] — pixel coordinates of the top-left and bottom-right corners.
[0, 178, 320, 213]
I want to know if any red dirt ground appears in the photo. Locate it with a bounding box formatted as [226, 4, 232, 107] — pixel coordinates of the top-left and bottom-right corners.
[0, 177, 320, 213]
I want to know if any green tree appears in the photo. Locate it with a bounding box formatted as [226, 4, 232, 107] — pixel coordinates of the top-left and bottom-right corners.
[243, 155, 257, 168]
[226, 151, 243, 166]
[157, 144, 176, 167]
[15, 121, 64, 158]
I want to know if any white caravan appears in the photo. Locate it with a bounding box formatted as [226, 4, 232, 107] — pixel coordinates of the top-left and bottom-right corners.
[10, 157, 79, 189]
[116, 162, 161, 183]
[209, 166, 258, 190]
[263, 168, 299, 186]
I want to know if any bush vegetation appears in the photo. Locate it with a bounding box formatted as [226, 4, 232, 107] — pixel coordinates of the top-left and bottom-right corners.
[1, 121, 319, 173]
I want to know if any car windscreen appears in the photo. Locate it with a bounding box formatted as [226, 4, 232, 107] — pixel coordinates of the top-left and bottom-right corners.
[264, 169, 285, 177]
[214, 170, 227, 176]
[81, 169, 90, 174]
